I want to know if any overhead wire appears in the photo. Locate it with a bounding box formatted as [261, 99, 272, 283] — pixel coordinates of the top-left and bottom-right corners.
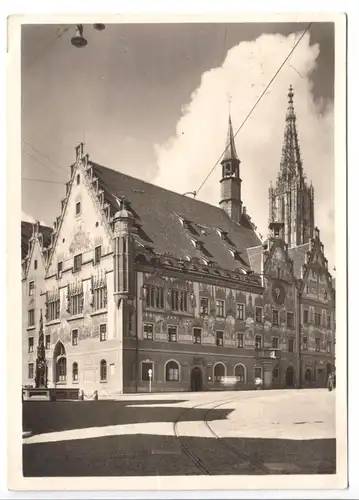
[195, 22, 312, 197]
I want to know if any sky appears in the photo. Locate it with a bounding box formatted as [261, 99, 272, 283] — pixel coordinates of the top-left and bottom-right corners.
[21, 21, 335, 267]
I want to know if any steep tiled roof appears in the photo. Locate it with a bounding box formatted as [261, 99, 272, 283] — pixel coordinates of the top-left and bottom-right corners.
[288, 243, 309, 278]
[247, 245, 262, 274]
[21, 221, 52, 260]
[90, 162, 261, 272]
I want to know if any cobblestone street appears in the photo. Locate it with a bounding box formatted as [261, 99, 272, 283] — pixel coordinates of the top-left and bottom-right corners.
[22, 389, 336, 476]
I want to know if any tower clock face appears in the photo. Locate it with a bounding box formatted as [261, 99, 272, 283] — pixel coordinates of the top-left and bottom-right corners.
[271, 280, 286, 305]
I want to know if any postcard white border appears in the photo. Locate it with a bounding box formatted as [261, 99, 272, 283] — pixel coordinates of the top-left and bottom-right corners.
[6, 11, 347, 493]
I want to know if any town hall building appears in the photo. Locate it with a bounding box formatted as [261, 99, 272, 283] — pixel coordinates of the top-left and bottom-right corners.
[21, 86, 336, 395]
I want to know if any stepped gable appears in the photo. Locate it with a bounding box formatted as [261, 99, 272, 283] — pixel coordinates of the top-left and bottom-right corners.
[90, 162, 261, 273]
[288, 242, 310, 278]
[21, 221, 52, 260]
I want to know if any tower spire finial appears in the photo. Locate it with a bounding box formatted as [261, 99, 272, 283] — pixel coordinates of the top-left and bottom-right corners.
[222, 112, 238, 162]
[288, 84, 294, 104]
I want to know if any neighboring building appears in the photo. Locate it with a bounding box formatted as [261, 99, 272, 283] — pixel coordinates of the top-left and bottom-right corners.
[21, 221, 52, 386]
[21, 86, 335, 394]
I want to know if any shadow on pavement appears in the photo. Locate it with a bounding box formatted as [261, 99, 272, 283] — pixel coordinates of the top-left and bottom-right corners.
[23, 433, 336, 476]
[23, 401, 232, 436]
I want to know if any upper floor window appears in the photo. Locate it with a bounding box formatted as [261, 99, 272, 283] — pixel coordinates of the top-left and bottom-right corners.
[68, 287, 83, 316]
[303, 336, 308, 350]
[216, 299, 225, 318]
[100, 324, 107, 342]
[287, 312, 294, 328]
[93, 284, 107, 311]
[144, 285, 164, 309]
[171, 290, 188, 312]
[47, 297, 60, 322]
[193, 328, 202, 344]
[45, 334, 51, 350]
[57, 261, 63, 279]
[315, 337, 321, 352]
[28, 363, 34, 380]
[272, 309, 279, 325]
[100, 360, 107, 382]
[255, 307, 262, 323]
[326, 341, 332, 353]
[76, 174, 80, 185]
[272, 337, 279, 349]
[29, 281, 35, 296]
[28, 337, 34, 353]
[28, 309, 35, 327]
[216, 330, 224, 347]
[255, 335, 262, 349]
[168, 326, 178, 343]
[327, 314, 331, 329]
[303, 309, 309, 324]
[143, 323, 154, 340]
[74, 254, 82, 272]
[200, 297, 209, 316]
[288, 338, 294, 352]
[237, 333, 244, 348]
[315, 312, 322, 326]
[72, 329, 78, 346]
[236, 303, 245, 320]
[34, 260, 37, 270]
[72, 362, 79, 382]
[75, 201, 81, 215]
[94, 246, 101, 265]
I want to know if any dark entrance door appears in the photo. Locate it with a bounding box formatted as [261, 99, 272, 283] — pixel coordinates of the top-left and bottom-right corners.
[190, 367, 203, 392]
[286, 366, 295, 388]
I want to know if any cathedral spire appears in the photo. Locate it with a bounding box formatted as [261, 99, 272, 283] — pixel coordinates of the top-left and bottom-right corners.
[222, 114, 239, 162]
[268, 86, 315, 248]
[279, 85, 303, 180]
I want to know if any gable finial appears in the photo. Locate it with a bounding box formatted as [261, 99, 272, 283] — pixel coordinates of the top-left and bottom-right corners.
[75, 143, 84, 161]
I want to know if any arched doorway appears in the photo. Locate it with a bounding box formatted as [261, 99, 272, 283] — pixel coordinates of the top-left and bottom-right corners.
[286, 366, 295, 388]
[213, 363, 226, 384]
[190, 367, 203, 392]
[305, 368, 312, 384]
[53, 341, 67, 385]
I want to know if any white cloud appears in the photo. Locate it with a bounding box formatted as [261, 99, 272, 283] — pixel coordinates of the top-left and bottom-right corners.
[21, 211, 49, 228]
[154, 32, 334, 268]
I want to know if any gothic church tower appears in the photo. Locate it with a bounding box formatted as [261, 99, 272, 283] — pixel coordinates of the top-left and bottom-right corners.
[219, 114, 242, 222]
[269, 85, 315, 247]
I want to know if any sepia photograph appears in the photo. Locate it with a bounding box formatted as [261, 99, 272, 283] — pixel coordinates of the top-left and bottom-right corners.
[7, 12, 347, 492]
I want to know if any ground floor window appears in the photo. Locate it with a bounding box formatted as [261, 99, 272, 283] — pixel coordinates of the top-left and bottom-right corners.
[100, 360, 107, 381]
[254, 367, 262, 380]
[56, 357, 67, 382]
[72, 362, 79, 382]
[165, 360, 180, 381]
[214, 363, 225, 382]
[28, 363, 34, 379]
[142, 361, 153, 382]
[234, 364, 245, 382]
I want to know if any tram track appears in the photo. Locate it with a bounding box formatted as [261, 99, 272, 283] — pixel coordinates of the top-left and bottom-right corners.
[173, 393, 271, 475]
